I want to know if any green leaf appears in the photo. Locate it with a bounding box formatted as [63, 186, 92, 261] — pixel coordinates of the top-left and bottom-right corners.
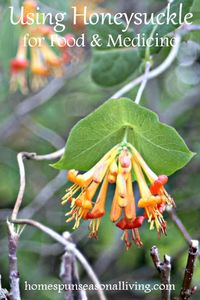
[140, 0, 194, 56]
[90, 49, 140, 87]
[87, 16, 141, 86]
[52, 98, 194, 175]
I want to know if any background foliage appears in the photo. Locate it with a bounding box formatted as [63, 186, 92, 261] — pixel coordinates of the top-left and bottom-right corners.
[0, 0, 200, 299]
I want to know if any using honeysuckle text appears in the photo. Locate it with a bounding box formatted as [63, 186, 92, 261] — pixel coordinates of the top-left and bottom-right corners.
[9, 3, 193, 33]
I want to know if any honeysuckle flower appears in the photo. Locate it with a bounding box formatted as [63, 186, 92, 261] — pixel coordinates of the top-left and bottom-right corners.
[10, 0, 73, 93]
[23, 0, 37, 17]
[62, 142, 175, 250]
[73, 0, 106, 29]
[10, 37, 29, 94]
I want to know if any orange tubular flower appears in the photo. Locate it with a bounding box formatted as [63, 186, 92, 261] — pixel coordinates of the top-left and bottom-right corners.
[30, 39, 64, 90]
[23, 0, 37, 16]
[62, 141, 175, 250]
[10, 37, 29, 94]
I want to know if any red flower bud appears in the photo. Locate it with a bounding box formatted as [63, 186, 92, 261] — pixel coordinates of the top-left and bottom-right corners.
[119, 155, 131, 168]
[10, 58, 29, 73]
[150, 175, 168, 195]
[158, 175, 168, 185]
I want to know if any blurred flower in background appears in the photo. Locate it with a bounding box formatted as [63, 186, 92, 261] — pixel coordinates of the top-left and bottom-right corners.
[10, 0, 74, 94]
[72, 0, 105, 29]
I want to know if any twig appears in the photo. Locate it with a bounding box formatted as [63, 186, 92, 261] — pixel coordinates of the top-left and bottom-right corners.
[11, 219, 106, 300]
[111, 34, 181, 99]
[168, 208, 192, 245]
[7, 222, 21, 300]
[11, 148, 64, 221]
[135, 62, 151, 105]
[150, 246, 171, 300]
[60, 233, 87, 300]
[178, 240, 199, 300]
[181, 24, 200, 32]
[0, 275, 8, 300]
[60, 251, 76, 300]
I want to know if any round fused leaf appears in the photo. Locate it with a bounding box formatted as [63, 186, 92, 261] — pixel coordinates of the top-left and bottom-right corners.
[52, 98, 194, 175]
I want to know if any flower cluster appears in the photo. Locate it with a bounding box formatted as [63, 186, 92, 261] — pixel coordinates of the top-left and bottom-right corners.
[10, 0, 73, 93]
[62, 142, 175, 250]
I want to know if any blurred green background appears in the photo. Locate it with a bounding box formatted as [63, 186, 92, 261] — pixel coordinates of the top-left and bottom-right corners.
[0, 0, 200, 299]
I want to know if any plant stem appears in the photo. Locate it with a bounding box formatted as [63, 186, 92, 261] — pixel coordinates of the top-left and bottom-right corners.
[135, 62, 151, 105]
[168, 208, 192, 244]
[150, 246, 171, 300]
[60, 233, 87, 300]
[11, 149, 64, 221]
[178, 240, 199, 300]
[122, 127, 129, 143]
[0, 274, 8, 300]
[111, 34, 181, 99]
[8, 223, 21, 300]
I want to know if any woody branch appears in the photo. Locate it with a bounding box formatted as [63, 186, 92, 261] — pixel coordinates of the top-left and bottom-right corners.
[9, 148, 106, 300]
[150, 246, 171, 300]
[60, 232, 87, 300]
[0, 274, 8, 300]
[178, 240, 199, 300]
